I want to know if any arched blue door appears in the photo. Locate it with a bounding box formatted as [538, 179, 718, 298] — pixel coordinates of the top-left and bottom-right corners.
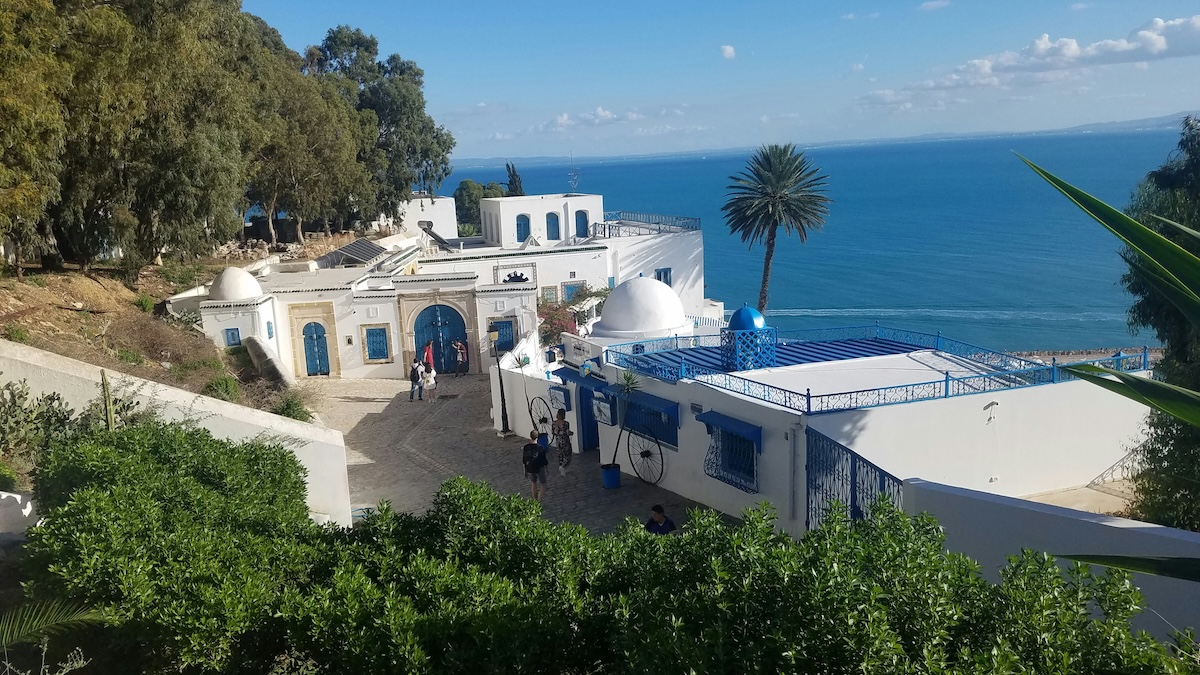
[575, 210, 589, 238]
[414, 304, 467, 374]
[516, 214, 530, 242]
[302, 322, 330, 376]
[546, 213, 560, 240]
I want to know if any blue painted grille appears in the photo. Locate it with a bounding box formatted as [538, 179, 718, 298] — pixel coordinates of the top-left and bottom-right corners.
[365, 327, 389, 361]
[704, 428, 758, 493]
[805, 428, 902, 531]
[624, 400, 677, 446]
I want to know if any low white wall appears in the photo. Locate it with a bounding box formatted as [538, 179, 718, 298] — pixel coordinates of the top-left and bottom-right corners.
[904, 479, 1200, 637]
[0, 492, 37, 538]
[807, 378, 1147, 497]
[0, 341, 351, 526]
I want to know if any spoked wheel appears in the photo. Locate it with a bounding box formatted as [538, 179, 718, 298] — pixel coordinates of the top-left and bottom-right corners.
[529, 396, 553, 436]
[627, 424, 664, 485]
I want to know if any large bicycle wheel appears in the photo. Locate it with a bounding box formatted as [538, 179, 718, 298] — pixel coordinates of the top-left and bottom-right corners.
[529, 396, 553, 435]
[627, 424, 664, 485]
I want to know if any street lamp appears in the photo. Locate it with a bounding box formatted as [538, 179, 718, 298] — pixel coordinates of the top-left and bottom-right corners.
[488, 323, 511, 434]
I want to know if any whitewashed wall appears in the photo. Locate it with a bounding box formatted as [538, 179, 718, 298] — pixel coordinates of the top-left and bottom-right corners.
[904, 479, 1200, 638]
[0, 491, 37, 538]
[481, 194, 604, 249]
[595, 364, 808, 534]
[335, 295, 406, 379]
[0, 341, 352, 526]
[397, 195, 458, 240]
[806, 377, 1148, 497]
[419, 246, 611, 305]
[604, 230, 706, 316]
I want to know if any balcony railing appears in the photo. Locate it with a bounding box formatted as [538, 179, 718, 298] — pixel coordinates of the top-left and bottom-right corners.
[600, 211, 701, 236]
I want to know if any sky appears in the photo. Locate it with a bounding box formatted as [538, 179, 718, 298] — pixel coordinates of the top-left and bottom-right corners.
[240, 1, 1200, 160]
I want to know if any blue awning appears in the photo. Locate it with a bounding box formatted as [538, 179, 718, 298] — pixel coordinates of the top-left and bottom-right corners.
[695, 410, 762, 450]
[552, 366, 605, 389]
[601, 386, 680, 425]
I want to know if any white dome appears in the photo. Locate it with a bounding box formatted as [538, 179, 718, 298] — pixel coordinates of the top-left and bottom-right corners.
[590, 277, 692, 339]
[208, 267, 263, 302]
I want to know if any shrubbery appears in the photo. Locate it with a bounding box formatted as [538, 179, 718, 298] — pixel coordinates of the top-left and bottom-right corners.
[201, 374, 241, 403]
[22, 422, 1197, 673]
[271, 390, 311, 422]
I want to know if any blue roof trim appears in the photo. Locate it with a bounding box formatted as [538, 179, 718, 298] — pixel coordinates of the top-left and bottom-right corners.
[552, 366, 605, 388]
[600, 386, 680, 425]
[696, 410, 762, 450]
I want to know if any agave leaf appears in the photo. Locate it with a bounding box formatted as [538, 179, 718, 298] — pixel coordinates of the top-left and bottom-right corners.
[1149, 214, 1200, 245]
[1019, 156, 1200, 304]
[1063, 364, 1200, 428]
[0, 601, 103, 648]
[1061, 555, 1200, 583]
[1126, 255, 1200, 329]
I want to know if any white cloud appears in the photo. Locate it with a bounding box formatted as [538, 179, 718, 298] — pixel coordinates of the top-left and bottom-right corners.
[580, 106, 616, 124]
[487, 132, 514, 141]
[842, 12, 880, 20]
[624, 110, 646, 121]
[1070, 3, 1088, 9]
[919, 1, 951, 10]
[633, 124, 709, 136]
[852, 63, 866, 72]
[721, 45, 736, 59]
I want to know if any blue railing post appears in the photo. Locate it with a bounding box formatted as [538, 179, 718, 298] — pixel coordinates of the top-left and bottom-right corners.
[1051, 357, 1058, 383]
[943, 371, 951, 397]
[806, 388, 812, 414]
[679, 355, 686, 381]
[936, 331, 943, 351]
[875, 320, 881, 339]
[1142, 346, 1149, 371]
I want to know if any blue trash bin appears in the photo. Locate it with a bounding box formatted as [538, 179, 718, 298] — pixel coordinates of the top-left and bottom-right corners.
[600, 463, 621, 489]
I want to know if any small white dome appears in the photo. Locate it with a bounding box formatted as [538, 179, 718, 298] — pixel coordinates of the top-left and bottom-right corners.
[208, 267, 263, 302]
[590, 277, 692, 339]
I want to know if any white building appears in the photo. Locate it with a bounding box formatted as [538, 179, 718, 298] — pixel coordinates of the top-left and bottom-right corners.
[171, 192, 721, 381]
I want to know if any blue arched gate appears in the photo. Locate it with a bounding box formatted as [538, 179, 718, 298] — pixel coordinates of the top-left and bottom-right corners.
[302, 322, 330, 376]
[414, 304, 467, 374]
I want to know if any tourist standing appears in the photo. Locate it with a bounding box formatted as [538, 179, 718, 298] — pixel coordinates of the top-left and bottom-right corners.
[423, 363, 438, 401]
[521, 430, 548, 501]
[551, 408, 573, 475]
[408, 358, 425, 402]
[643, 505, 676, 535]
[423, 340, 435, 372]
[453, 339, 468, 377]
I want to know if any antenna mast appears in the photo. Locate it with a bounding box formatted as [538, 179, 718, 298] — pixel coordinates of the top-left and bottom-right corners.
[568, 152, 580, 194]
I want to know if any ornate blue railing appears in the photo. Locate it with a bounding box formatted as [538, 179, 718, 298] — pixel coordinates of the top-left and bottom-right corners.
[601, 210, 701, 235]
[603, 326, 1151, 415]
[806, 428, 902, 531]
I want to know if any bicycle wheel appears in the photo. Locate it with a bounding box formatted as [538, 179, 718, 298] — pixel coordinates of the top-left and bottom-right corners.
[529, 396, 552, 435]
[627, 424, 664, 485]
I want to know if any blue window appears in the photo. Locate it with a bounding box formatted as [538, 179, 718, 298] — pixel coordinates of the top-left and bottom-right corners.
[655, 267, 673, 287]
[516, 214, 530, 242]
[492, 319, 515, 352]
[607, 276, 615, 289]
[563, 282, 586, 302]
[575, 210, 589, 238]
[364, 327, 390, 361]
[546, 213, 561, 240]
[224, 328, 241, 347]
[624, 400, 678, 447]
[697, 410, 762, 494]
[266, 321, 274, 339]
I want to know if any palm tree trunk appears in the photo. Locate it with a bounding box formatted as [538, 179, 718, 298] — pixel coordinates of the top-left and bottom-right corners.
[757, 224, 778, 313]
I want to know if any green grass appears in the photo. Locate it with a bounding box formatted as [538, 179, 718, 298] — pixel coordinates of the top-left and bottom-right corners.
[117, 348, 145, 365]
[201, 375, 241, 403]
[0, 460, 17, 492]
[175, 358, 224, 374]
[271, 390, 311, 422]
[3, 325, 31, 344]
[160, 264, 201, 286]
[23, 276, 47, 288]
[135, 293, 155, 313]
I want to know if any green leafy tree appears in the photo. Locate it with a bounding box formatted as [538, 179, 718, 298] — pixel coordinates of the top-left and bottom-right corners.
[722, 143, 832, 312]
[0, 0, 67, 278]
[504, 161, 525, 197]
[453, 179, 483, 227]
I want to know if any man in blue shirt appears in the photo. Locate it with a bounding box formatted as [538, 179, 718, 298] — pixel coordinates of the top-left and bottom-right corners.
[643, 504, 676, 535]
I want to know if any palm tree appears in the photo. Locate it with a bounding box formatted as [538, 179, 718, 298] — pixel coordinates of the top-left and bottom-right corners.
[722, 144, 831, 313]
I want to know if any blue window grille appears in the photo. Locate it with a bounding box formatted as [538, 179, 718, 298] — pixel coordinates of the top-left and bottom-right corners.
[575, 210, 589, 238]
[563, 282, 586, 302]
[805, 428, 902, 531]
[697, 410, 762, 493]
[224, 328, 241, 347]
[266, 321, 274, 339]
[492, 320, 515, 352]
[655, 267, 673, 287]
[365, 327, 390, 361]
[546, 213, 561, 240]
[623, 400, 678, 447]
[516, 214, 531, 242]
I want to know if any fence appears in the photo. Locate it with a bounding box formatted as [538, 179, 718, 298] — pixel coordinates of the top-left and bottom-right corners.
[603, 325, 1151, 415]
[805, 428, 902, 531]
[601, 211, 701, 236]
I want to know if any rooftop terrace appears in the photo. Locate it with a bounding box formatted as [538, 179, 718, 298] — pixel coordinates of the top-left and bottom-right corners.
[601, 211, 700, 236]
[603, 325, 1150, 414]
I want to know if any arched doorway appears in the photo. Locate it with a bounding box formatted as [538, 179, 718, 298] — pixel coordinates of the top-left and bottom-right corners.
[575, 210, 589, 238]
[302, 322, 330, 376]
[414, 304, 467, 374]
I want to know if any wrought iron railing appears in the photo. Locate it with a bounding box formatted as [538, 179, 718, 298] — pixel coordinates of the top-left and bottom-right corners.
[601, 210, 701, 235]
[603, 326, 1152, 414]
[805, 428, 902, 530]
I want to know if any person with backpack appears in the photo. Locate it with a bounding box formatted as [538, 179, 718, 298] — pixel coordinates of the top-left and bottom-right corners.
[522, 429, 549, 501]
[408, 358, 425, 402]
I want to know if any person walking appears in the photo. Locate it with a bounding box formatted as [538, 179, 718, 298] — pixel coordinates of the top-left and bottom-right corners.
[422, 340, 435, 372]
[408, 358, 425, 402]
[643, 504, 676, 535]
[453, 339, 468, 377]
[521, 429, 549, 502]
[551, 408, 573, 475]
[423, 363, 438, 401]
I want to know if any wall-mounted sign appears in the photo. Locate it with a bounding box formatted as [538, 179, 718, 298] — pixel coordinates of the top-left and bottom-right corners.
[593, 396, 614, 426]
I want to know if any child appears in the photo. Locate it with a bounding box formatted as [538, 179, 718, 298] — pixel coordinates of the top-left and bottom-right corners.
[423, 362, 437, 401]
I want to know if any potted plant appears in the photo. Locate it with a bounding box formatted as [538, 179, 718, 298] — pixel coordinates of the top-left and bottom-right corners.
[600, 371, 640, 489]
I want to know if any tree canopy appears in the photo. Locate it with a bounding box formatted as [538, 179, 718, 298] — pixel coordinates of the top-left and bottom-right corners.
[505, 161, 525, 197]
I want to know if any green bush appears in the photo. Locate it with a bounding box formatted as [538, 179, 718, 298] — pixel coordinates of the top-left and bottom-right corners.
[0, 460, 17, 491]
[160, 264, 200, 286]
[3, 324, 31, 344]
[134, 293, 155, 313]
[271, 391, 311, 422]
[201, 375, 240, 403]
[116, 348, 144, 365]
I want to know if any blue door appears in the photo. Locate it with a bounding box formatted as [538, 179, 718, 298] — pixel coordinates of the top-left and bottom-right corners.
[414, 304, 467, 374]
[546, 213, 560, 240]
[576, 385, 599, 452]
[575, 210, 588, 238]
[516, 214, 530, 242]
[302, 322, 330, 376]
[492, 319, 515, 352]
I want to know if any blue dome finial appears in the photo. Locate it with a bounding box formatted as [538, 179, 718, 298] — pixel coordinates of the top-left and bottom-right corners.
[727, 304, 767, 331]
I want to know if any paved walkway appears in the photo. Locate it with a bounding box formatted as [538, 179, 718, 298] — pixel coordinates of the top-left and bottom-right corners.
[309, 374, 708, 534]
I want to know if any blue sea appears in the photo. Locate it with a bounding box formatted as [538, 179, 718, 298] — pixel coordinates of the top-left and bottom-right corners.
[454, 131, 1180, 351]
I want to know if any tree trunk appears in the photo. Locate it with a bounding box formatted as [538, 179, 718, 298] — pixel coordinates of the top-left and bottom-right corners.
[322, 219, 331, 237]
[38, 217, 63, 271]
[265, 199, 277, 245]
[13, 241, 22, 280]
[757, 224, 778, 313]
[294, 216, 304, 244]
